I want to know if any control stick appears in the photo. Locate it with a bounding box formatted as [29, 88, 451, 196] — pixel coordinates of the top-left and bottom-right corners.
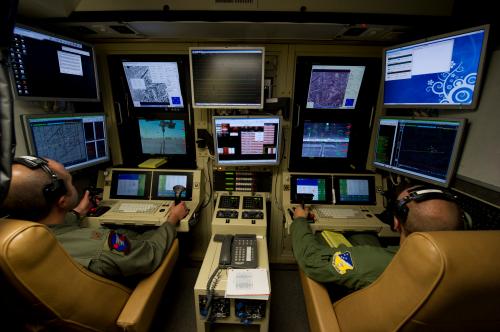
[173, 185, 186, 205]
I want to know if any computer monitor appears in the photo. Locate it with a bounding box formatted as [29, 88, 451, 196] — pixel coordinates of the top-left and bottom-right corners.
[383, 25, 489, 109]
[373, 117, 467, 187]
[290, 175, 333, 204]
[138, 118, 187, 155]
[109, 170, 151, 199]
[122, 60, 184, 109]
[213, 116, 281, 166]
[8, 24, 99, 101]
[333, 176, 376, 205]
[151, 171, 193, 200]
[189, 47, 265, 109]
[306, 65, 366, 109]
[21, 113, 110, 172]
[301, 120, 351, 158]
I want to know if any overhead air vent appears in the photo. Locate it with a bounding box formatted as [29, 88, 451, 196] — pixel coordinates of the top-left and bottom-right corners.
[212, 0, 257, 9]
[214, 0, 255, 3]
[109, 25, 136, 34]
[67, 25, 97, 35]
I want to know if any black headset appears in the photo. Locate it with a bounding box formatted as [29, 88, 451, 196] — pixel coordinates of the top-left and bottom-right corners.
[394, 185, 458, 223]
[13, 156, 67, 202]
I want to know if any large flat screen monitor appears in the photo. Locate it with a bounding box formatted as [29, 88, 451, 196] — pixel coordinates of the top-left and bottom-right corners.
[373, 117, 467, 187]
[122, 61, 184, 109]
[21, 113, 110, 172]
[213, 116, 281, 166]
[9, 24, 100, 101]
[138, 118, 187, 155]
[383, 25, 489, 109]
[306, 65, 365, 110]
[189, 47, 265, 109]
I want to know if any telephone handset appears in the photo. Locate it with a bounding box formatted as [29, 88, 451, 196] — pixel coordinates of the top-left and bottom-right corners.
[219, 234, 233, 266]
[216, 234, 258, 269]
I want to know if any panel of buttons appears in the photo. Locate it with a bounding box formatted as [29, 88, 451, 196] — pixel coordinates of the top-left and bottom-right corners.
[243, 196, 263, 210]
[242, 211, 264, 219]
[216, 210, 239, 219]
[219, 195, 241, 209]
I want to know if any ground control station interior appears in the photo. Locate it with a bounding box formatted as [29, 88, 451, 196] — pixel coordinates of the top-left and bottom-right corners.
[1, 1, 500, 331]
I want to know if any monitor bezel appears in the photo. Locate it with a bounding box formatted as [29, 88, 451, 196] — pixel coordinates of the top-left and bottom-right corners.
[382, 24, 490, 110]
[151, 171, 193, 201]
[109, 170, 152, 200]
[290, 174, 333, 205]
[212, 115, 282, 167]
[20, 112, 111, 172]
[9, 24, 100, 102]
[189, 46, 265, 109]
[118, 54, 190, 112]
[333, 175, 376, 205]
[372, 116, 467, 187]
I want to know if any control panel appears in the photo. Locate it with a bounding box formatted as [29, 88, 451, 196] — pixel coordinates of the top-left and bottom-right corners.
[243, 196, 264, 209]
[212, 192, 267, 236]
[213, 171, 272, 192]
[219, 195, 241, 209]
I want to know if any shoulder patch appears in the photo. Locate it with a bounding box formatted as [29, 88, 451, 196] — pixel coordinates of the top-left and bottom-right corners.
[332, 251, 354, 275]
[107, 231, 131, 256]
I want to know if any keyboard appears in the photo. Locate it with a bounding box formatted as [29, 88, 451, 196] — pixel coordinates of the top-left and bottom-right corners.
[315, 207, 364, 219]
[115, 202, 161, 213]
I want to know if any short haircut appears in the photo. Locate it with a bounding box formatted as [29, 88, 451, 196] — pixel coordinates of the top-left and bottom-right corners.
[0, 165, 54, 221]
[402, 198, 464, 235]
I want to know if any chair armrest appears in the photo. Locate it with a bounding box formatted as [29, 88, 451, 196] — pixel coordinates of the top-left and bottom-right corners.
[117, 239, 179, 332]
[299, 269, 340, 332]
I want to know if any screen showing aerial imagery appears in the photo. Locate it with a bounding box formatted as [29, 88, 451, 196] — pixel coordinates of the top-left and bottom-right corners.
[138, 119, 187, 155]
[122, 61, 184, 108]
[306, 65, 365, 109]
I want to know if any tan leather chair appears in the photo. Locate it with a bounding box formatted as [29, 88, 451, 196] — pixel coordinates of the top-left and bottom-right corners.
[0, 218, 179, 332]
[299, 231, 500, 332]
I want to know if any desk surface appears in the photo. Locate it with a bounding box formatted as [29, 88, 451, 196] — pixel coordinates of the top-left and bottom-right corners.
[284, 204, 398, 237]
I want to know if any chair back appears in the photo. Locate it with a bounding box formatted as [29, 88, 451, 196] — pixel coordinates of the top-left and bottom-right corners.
[334, 231, 500, 332]
[0, 219, 132, 331]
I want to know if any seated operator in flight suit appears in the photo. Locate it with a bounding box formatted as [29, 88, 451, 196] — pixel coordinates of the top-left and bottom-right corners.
[0, 156, 189, 284]
[291, 185, 464, 291]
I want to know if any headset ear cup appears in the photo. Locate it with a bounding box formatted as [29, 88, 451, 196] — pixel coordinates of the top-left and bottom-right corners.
[43, 179, 67, 202]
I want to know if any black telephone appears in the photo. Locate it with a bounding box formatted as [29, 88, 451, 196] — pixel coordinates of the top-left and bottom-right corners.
[216, 234, 258, 269]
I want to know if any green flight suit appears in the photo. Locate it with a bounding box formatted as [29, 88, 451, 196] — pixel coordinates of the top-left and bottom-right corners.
[48, 213, 177, 282]
[291, 217, 398, 291]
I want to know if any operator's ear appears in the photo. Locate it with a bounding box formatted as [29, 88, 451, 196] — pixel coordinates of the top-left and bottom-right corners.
[57, 193, 70, 210]
[393, 216, 403, 233]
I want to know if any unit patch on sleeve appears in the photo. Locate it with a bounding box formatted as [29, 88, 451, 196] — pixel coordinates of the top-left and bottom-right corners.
[332, 251, 354, 275]
[107, 231, 131, 256]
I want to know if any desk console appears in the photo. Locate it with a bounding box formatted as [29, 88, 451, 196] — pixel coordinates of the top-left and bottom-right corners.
[85, 168, 202, 232]
[283, 172, 396, 237]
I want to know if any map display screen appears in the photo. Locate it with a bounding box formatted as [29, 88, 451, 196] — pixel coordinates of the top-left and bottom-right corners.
[122, 61, 184, 108]
[306, 65, 365, 109]
[22, 113, 110, 172]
